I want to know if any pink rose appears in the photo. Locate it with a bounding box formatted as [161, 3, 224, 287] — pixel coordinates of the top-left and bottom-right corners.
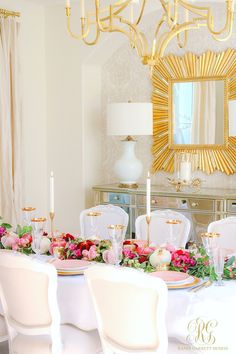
[102, 250, 116, 265]
[82, 245, 97, 260]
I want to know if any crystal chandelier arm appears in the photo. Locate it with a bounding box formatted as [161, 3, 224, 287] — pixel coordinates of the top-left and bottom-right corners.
[134, 0, 146, 26]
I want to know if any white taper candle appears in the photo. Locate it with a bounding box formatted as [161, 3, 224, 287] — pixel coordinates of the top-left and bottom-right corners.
[146, 171, 151, 217]
[50, 171, 54, 213]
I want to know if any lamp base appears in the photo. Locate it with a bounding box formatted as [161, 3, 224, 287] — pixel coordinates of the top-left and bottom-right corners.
[118, 183, 138, 189]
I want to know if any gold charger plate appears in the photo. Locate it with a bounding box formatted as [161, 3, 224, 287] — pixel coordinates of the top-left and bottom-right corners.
[57, 269, 84, 276]
[168, 276, 200, 289]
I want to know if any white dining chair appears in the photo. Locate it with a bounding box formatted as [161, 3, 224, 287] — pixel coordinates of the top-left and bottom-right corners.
[85, 264, 194, 354]
[80, 204, 129, 239]
[135, 209, 191, 248]
[0, 251, 101, 354]
[208, 216, 236, 251]
[0, 315, 7, 342]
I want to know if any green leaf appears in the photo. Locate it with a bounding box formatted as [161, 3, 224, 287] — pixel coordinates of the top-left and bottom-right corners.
[226, 256, 235, 267]
[1, 223, 12, 229]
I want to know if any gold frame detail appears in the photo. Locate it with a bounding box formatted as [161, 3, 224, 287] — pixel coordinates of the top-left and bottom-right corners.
[152, 49, 236, 175]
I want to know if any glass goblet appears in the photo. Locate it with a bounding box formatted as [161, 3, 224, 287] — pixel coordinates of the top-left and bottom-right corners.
[212, 247, 225, 286]
[166, 219, 182, 248]
[31, 217, 46, 257]
[22, 207, 36, 227]
[86, 211, 102, 239]
[201, 232, 220, 278]
[201, 232, 220, 258]
[108, 224, 126, 266]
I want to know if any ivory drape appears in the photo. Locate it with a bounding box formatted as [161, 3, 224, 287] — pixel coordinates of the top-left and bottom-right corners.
[0, 17, 22, 225]
[191, 81, 216, 144]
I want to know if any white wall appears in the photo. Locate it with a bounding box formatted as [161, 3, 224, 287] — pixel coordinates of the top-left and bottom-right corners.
[2, 0, 236, 233]
[0, 0, 47, 219]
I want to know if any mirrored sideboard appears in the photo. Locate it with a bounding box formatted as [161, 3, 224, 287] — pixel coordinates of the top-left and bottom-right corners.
[92, 184, 236, 242]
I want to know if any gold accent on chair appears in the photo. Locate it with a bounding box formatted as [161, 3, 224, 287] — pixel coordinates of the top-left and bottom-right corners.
[152, 49, 236, 175]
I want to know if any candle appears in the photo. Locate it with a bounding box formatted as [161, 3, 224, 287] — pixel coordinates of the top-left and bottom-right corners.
[146, 171, 151, 217]
[180, 161, 191, 181]
[66, 0, 70, 7]
[50, 171, 54, 213]
[81, 0, 85, 17]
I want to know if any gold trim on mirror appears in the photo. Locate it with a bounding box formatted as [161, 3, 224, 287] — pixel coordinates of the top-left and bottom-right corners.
[152, 49, 236, 175]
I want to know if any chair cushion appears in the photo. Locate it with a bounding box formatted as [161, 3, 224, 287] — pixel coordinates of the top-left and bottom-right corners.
[12, 325, 101, 354]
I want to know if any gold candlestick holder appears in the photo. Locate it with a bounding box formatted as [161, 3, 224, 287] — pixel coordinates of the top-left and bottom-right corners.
[146, 216, 151, 246]
[49, 212, 55, 237]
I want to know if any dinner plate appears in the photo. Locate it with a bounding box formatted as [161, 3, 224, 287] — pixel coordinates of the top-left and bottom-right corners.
[167, 276, 200, 289]
[51, 259, 91, 274]
[150, 270, 191, 285]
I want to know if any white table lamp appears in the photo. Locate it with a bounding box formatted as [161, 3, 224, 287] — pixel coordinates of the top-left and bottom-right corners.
[107, 102, 153, 188]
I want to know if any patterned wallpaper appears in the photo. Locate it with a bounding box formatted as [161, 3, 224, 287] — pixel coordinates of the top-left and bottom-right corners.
[101, 3, 236, 188]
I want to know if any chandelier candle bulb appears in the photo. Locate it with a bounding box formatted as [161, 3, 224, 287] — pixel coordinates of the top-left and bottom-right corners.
[50, 171, 54, 213]
[146, 171, 151, 218]
[66, 0, 70, 8]
[81, 0, 85, 18]
[180, 161, 191, 182]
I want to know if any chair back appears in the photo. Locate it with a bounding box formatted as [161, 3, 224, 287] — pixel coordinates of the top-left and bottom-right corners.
[85, 265, 168, 354]
[0, 315, 7, 342]
[135, 209, 190, 247]
[80, 204, 129, 239]
[0, 251, 61, 353]
[208, 217, 236, 250]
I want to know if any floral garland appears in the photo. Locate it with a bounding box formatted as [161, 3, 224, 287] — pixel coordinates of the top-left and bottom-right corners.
[1, 216, 236, 280]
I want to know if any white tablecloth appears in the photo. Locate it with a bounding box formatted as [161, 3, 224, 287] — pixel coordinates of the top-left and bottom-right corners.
[57, 274, 236, 353]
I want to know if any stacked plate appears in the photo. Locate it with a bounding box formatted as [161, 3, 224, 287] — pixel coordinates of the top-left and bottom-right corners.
[51, 259, 91, 276]
[150, 270, 200, 289]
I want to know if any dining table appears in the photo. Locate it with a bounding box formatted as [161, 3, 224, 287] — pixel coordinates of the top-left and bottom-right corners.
[0, 256, 235, 353]
[56, 270, 236, 353]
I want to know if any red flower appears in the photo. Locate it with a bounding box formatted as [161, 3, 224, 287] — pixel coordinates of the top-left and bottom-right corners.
[63, 233, 75, 242]
[138, 255, 148, 263]
[77, 240, 95, 251]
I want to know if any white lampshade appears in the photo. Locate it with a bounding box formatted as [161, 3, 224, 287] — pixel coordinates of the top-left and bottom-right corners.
[107, 102, 153, 136]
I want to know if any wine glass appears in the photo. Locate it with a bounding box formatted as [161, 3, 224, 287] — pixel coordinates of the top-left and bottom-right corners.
[166, 219, 182, 248]
[31, 217, 46, 257]
[22, 207, 36, 227]
[201, 232, 220, 278]
[201, 232, 220, 258]
[86, 212, 102, 239]
[108, 224, 125, 266]
[212, 247, 225, 286]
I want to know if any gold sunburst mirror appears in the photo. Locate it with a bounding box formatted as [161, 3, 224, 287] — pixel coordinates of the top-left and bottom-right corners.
[152, 49, 236, 175]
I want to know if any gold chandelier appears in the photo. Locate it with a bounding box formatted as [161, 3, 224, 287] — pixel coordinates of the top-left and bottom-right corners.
[65, 0, 234, 65]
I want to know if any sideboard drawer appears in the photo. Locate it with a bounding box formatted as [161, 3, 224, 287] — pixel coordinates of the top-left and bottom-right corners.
[183, 198, 214, 211]
[108, 192, 130, 205]
[227, 200, 236, 213]
[137, 195, 183, 209]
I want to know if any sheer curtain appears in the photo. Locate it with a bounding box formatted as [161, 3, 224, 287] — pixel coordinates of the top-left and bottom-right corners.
[0, 16, 22, 225]
[191, 81, 216, 144]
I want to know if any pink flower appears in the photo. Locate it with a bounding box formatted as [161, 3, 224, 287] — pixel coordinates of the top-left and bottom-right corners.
[68, 244, 77, 251]
[1, 233, 19, 249]
[123, 248, 136, 259]
[82, 245, 97, 260]
[161, 242, 176, 253]
[136, 246, 155, 255]
[102, 250, 116, 265]
[73, 249, 82, 258]
[0, 227, 6, 237]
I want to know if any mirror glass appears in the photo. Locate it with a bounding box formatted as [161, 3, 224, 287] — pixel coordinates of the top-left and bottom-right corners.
[172, 80, 225, 145]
